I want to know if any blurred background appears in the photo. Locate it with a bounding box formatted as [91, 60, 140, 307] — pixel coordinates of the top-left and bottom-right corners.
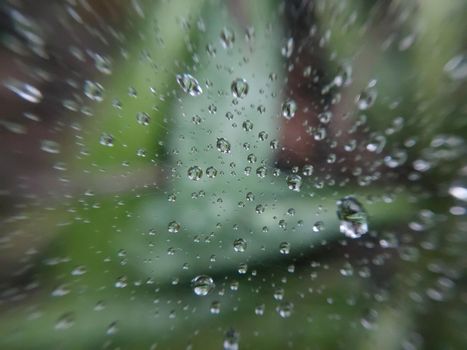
[0, 0, 466, 349]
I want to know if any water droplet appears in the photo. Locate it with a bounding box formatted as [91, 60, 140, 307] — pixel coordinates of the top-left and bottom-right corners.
[336, 196, 368, 238]
[106, 321, 118, 335]
[281, 99, 297, 119]
[99, 132, 114, 147]
[136, 112, 151, 126]
[312, 221, 324, 232]
[238, 263, 248, 274]
[83, 80, 104, 102]
[168, 221, 181, 233]
[216, 138, 231, 154]
[115, 276, 128, 288]
[40, 140, 60, 154]
[223, 328, 239, 350]
[191, 275, 215, 296]
[279, 241, 290, 255]
[384, 149, 407, 168]
[242, 120, 253, 131]
[231, 78, 249, 98]
[256, 166, 267, 178]
[302, 164, 314, 176]
[94, 54, 112, 74]
[444, 53, 467, 81]
[220, 28, 235, 49]
[210, 301, 221, 314]
[356, 86, 377, 110]
[233, 238, 247, 252]
[206, 166, 218, 178]
[286, 174, 302, 192]
[187, 166, 203, 181]
[281, 37, 294, 58]
[5, 80, 43, 103]
[276, 301, 294, 318]
[176, 73, 203, 96]
[55, 312, 74, 330]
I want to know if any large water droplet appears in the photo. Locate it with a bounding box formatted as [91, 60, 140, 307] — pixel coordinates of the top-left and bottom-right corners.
[191, 275, 215, 296]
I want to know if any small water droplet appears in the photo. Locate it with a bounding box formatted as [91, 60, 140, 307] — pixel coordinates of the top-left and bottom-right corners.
[282, 99, 297, 119]
[233, 238, 247, 252]
[231, 78, 249, 98]
[40, 140, 60, 154]
[99, 132, 114, 147]
[279, 242, 290, 255]
[216, 138, 231, 154]
[223, 328, 239, 350]
[220, 28, 235, 49]
[136, 112, 151, 126]
[286, 174, 302, 192]
[176, 73, 203, 96]
[187, 166, 203, 181]
[83, 80, 104, 102]
[444, 53, 467, 81]
[5, 79, 43, 103]
[336, 196, 368, 238]
[168, 221, 181, 233]
[276, 301, 294, 318]
[356, 86, 377, 110]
